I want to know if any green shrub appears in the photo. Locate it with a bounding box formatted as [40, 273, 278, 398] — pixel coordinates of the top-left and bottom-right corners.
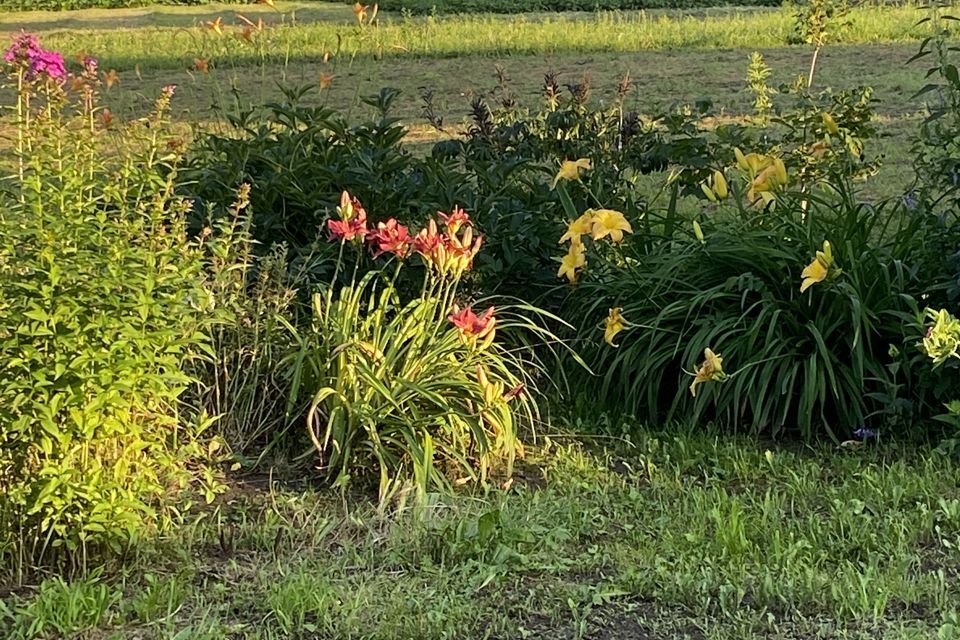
[184, 88, 415, 253]
[184, 81, 733, 297]
[0, 42, 220, 570]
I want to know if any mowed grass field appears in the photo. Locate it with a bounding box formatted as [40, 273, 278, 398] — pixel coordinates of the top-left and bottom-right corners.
[0, 1, 942, 197]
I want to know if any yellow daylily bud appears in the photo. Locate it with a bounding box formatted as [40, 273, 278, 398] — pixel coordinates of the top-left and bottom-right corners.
[693, 220, 705, 245]
[822, 112, 840, 135]
[712, 170, 728, 200]
[734, 147, 748, 172]
[773, 158, 787, 186]
[476, 364, 503, 405]
[701, 183, 717, 203]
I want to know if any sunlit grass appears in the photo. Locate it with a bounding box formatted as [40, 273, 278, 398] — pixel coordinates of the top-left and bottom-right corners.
[2, 427, 958, 638]
[1, 4, 943, 72]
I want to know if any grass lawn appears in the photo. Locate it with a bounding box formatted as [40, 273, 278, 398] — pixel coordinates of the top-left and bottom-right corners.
[78, 42, 925, 199]
[3, 428, 959, 639]
[0, 2, 937, 198]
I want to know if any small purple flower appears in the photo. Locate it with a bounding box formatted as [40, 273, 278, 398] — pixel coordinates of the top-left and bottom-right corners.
[853, 426, 878, 440]
[83, 56, 98, 75]
[901, 191, 918, 211]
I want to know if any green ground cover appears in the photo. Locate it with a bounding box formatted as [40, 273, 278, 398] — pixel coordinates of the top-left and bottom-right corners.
[374, 0, 781, 14]
[4, 430, 959, 639]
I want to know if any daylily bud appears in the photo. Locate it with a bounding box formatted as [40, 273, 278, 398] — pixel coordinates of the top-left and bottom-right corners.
[773, 158, 787, 186]
[701, 183, 717, 203]
[734, 147, 748, 172]
[822, 112, 840, 135]
[712, 170, 728, 199]
[693, 220, 705, 245]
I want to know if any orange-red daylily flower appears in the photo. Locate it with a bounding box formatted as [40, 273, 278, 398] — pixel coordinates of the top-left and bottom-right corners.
[439, 206, 470, 234]
[327, 191, 369, 241]
[449, 305, 497, 344]
[367, 218, 411, 258]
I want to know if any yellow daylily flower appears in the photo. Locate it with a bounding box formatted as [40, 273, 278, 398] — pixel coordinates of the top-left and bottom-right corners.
[559, 212, 594, 244]
[551, 158, 592, 189]
[590, 208, 632, 243]
[206, 16, 224, 36]
[747, 158, 788, 206]
[557, 240, 586, 283]
[800, 240, 837, 293]
[604, 307, 627, 347]
[735, 148, 773, 175]
[800, 259, 828, 293]
[922, 308, 960, 366]
[689, 348, 727, 397]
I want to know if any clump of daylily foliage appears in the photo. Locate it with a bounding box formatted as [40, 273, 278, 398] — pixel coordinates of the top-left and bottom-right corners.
[551, 119, 951, 439]
[287, 192, 539, 503]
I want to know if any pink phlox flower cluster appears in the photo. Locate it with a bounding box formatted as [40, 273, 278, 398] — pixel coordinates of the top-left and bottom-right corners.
[4, 32, 67, 83]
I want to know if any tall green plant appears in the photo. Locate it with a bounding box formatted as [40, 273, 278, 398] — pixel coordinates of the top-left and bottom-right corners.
[286, 194, 548, 503]
[0, 37, 221, 574]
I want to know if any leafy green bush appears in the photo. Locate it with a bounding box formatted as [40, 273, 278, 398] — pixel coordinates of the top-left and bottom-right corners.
[184, 80, 735, 297]
[0, 40, 221, 569]
[185, 88, 415, 252]
[527, 49, 945, 440]
[906, 5, 960, 308]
